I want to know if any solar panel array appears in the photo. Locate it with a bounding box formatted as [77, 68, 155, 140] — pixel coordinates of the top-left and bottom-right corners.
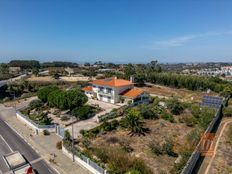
[200, 96, 223, 109]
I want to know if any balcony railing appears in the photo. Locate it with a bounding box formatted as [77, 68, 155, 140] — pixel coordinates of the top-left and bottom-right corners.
[98, 90, 113, 97]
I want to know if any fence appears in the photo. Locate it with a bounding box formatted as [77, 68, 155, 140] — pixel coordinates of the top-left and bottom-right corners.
[62, 144, 107, 174]
[16, 111, 56, 134]
[181, 96, 230, 174]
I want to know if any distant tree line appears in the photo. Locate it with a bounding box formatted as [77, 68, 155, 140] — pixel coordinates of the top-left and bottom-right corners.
[41, 61, 79, 68]
[0, 63, 12, 80]
[9, 60, 40, 69]
[146, 72, 232, 96]
[121, 61, 232, 96]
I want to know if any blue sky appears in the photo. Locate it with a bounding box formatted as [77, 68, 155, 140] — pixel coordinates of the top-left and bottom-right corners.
[1, 0, 232, 63]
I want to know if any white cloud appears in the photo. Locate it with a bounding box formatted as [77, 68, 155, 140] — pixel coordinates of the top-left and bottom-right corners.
[148, 30, 232, 49]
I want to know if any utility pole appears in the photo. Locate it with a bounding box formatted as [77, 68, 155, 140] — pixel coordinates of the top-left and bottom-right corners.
[71, 115, 75, 162]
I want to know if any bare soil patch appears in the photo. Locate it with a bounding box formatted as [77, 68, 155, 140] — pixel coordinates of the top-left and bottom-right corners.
[143, 84, 217, 102]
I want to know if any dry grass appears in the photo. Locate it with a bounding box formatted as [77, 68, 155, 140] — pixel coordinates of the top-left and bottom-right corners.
[27, 75, 94, 82]
[143, 84, 217, 103]
[88, 119, 194, 173]
[27, 76, 57, 82]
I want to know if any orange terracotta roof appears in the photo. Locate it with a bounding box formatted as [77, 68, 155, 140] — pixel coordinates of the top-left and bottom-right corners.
[81, 86, 93, 91]
[120, 88, 144, 99]
[90, 77, 133, 87]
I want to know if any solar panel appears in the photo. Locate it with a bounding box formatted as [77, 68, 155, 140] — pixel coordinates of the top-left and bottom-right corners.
[200, 96, 223, 109]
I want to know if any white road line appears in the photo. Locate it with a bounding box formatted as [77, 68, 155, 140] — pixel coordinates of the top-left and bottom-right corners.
[0, 135, 13, 152]
[30, 157, 43, 165]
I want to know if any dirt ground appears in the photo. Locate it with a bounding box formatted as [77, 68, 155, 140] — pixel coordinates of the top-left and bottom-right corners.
[3, 96, 37, 109]
[142, 84, 217, 103]
[26, 75, 95, 82]
[89, 119, 194, 174]
[27, 76, 57, 82]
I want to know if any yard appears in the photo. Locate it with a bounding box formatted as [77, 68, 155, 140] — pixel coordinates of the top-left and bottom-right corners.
[65, 97, 216, 174]
[19, 86, 102, 127]
[66, 98, 120, 138]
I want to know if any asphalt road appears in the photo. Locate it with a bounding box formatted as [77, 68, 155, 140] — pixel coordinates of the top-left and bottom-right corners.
[0, 116, 57, 174]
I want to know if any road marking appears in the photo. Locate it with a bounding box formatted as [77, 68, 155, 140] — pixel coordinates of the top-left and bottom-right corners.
[0, 135, 13, 152]
[30, 157, 43, 165]
[3, 121, 59, 174]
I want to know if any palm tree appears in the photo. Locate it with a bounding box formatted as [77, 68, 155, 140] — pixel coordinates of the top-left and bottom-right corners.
[124, 108, 148, 136]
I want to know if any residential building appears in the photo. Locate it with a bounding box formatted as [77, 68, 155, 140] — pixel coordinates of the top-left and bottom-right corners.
[81, 77, 147, 104]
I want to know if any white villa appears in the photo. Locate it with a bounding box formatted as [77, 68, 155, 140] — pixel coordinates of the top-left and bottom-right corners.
[81, 77, 148, 104]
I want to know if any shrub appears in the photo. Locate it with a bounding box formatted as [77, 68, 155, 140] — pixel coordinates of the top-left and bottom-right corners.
[181, 116, 195, 127]
[171, 152, 192, 174]
[197, 107, 215, 129]
[106, 137, 119, 144]
[29, 99, 43, 109]
[130, 159, 152, 174]
[72, 105, 93, 120]
[82, 138, 91, 149]
[43, 130, 50, 136]
[107, 149, 133, 174]
[28, 112, 52, 125]
[162, 141, 177, 157]
[139, 104, 158, 119]
[149, 142, 163, 156]
[119, 141, 133, 153]
[224, 107, 232, 117]
[160, 111, 174, 123]
[166, 98, 184, 115]
[93, 147, 109, 163]
[60, 115, 70, 121]
[56, 141, 62, 150]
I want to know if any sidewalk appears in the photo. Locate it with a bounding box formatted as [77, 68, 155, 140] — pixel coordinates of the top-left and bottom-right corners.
[0, 105, 91, 174]
[197, 118, 232, 174]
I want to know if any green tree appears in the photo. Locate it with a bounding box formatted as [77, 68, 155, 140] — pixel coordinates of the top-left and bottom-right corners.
[47, 88, 88, 110]
[123, 108, 147, 136]
[37, 86, 59, 102]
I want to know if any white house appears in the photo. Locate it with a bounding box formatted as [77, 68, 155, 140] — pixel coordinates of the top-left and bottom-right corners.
[81, 77, 147, 104]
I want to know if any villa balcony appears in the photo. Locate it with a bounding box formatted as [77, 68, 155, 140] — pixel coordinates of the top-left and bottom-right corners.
[98, 90, 114, 97]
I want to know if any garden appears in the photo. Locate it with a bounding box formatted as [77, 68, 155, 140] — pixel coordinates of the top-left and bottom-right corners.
[21, 85, 101, 126]
[63, 96, 216, 174]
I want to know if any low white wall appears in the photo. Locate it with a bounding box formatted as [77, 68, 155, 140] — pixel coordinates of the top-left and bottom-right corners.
[62, 146, 105, 174]
[16, 112, 56, 134]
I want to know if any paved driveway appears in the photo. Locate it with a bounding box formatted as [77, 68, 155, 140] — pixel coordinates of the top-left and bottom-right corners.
[67, 99, 120, 138]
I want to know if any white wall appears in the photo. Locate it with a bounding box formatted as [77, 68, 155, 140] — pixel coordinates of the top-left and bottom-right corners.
[62, 146, 106, 174]
[85, 91, 94, 98]
[16, 112, 56, 134]
[113, 85, 133, 103]
[92, 84, 133, 104]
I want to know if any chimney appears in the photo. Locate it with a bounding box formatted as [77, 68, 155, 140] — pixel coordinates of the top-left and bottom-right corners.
[130, 75, 134, 83]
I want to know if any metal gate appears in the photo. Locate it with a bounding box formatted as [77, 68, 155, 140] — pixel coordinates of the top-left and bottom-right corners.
[56, 125, 65, 138]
